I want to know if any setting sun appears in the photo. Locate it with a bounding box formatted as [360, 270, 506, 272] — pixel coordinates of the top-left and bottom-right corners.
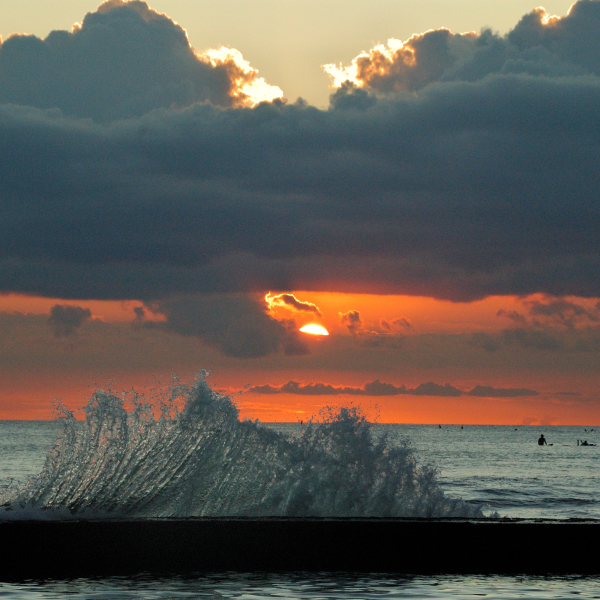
[299, 324, 329, 336]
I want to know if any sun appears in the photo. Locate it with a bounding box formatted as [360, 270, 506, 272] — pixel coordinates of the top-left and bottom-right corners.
[299, 324, 329, 336]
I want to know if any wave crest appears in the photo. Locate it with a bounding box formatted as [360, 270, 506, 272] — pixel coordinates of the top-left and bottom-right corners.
[3, 372, 483, 519]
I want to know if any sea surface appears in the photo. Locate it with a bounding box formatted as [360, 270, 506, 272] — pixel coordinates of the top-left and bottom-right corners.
[1, 420, 599, 598]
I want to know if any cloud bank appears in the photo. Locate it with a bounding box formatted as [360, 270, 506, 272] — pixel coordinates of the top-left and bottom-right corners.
[1, 1, 600, 303]
[249, 380, 538, 397]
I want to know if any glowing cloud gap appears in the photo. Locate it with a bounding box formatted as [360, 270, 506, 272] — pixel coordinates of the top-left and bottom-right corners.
[265, 292, 322, 316]
[324, 38, 407, 88]
[201, 47, 283, 105]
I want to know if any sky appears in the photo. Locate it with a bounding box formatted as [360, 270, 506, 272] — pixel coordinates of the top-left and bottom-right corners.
[0, 0, 599, 424]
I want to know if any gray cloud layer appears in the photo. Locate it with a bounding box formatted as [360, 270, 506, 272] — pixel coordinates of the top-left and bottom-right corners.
[1, 1, 600, 302]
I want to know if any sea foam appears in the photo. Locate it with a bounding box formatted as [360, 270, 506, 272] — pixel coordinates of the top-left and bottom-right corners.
[1, 372, 483, 519]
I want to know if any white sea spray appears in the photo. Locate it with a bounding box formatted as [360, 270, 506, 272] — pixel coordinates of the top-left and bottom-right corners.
[1, 372, 483, 519]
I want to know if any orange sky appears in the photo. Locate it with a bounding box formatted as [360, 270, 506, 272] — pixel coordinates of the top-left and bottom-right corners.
[236, 393, 600, 426]
[1, 291, 599, 423]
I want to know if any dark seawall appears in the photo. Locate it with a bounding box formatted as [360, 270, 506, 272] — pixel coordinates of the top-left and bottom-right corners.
[0, 518, 598, 579]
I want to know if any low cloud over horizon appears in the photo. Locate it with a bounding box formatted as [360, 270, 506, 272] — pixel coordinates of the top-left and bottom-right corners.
[248, 379, 539, 397]
[0, 1, 599, 303]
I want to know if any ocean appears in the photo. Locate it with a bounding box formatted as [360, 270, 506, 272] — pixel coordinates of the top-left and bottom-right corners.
[3, 421, 599, 521]
[0, 378, 599, 598]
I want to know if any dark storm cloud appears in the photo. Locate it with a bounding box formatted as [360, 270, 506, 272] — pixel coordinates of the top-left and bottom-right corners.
[47, 304, 92, 337]
[155, 294, 309, 358]
[2, 2, 600, 301]
[339, 310, 364, 334]
[249, 380, 537, 397]
[0, 0, 269, 121]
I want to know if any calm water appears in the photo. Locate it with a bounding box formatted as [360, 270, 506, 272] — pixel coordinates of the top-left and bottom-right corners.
[1, 421, 599, 598]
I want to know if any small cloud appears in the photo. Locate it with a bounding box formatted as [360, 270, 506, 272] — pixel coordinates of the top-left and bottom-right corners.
[470, 332, 501, 352]
[497, 309, 529, 326]
[133, 306, 146, 321]
[520, 416, 541, 426]
[380, 317, 412, 332]
[265, 292, 322, 316]
[47, 304, 92, 337]
[339, 310, 363, 334]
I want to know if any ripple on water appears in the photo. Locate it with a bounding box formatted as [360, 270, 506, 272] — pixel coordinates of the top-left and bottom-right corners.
[1, 574, 600, 600]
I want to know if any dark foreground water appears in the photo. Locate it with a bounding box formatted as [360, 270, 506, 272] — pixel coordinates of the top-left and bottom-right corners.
[1, 573, 600, 599]
[1, 420, 599, 598]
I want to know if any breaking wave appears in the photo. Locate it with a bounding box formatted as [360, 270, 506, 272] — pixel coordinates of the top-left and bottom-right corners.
[2, 372, 483, 519]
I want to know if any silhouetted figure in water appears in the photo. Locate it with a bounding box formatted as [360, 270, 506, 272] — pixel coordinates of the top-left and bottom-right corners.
[439, 425, 442, 429]
[538, 434, 547, 446]
[461, 425, 463, 429]
[579, 440, 596, 446]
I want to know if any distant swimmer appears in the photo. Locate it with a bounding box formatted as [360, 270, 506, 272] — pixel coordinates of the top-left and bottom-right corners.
[579, 440, 596, 446]
[439, 425, 442, 429]
[538, 434, 547, 446]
